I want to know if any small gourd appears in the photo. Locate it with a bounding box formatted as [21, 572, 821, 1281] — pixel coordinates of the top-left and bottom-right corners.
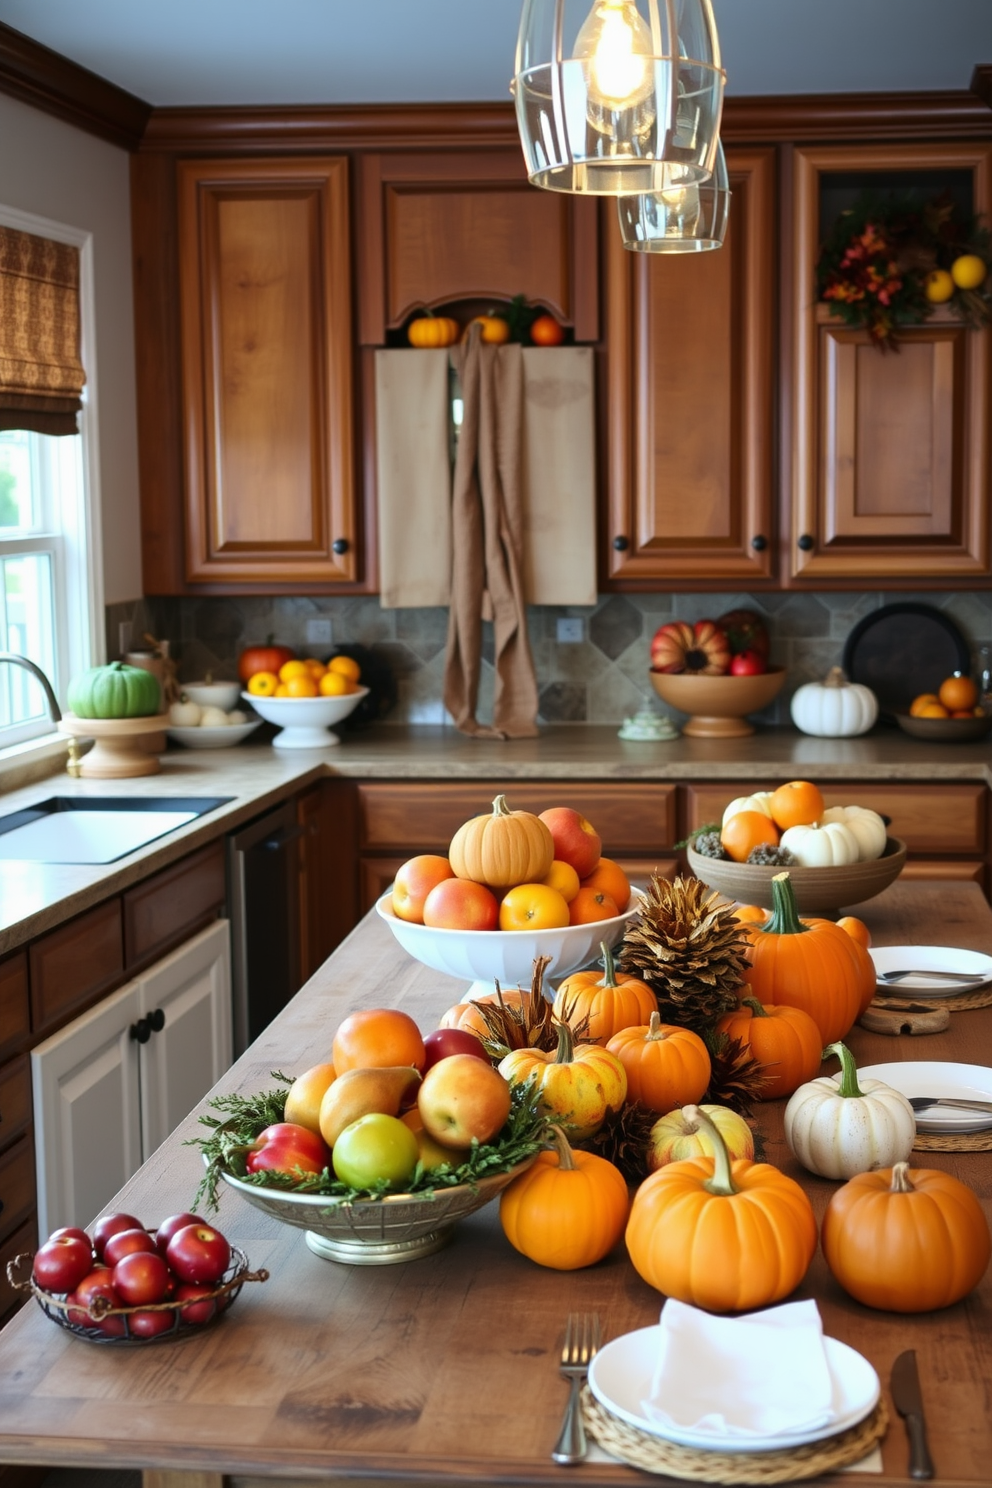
[499, 1125, 629, 1270]
[784, 1042, 916, 1179]
[168, 695, 202, 727]
[67, 661, 162, 719]
[721, 791, 774, 824]
[790, 667, 879, 737]
[449, 795, 554, 890]
[625, 1105, 817, 1313]
[605, 1012, 710, 1114]
[498, 1020, 628, 1140]
[779, 819, 859, 867]
[819, 804, 887, 862]
[552, 942, 657, 1046]
[822, 1160, 991, 1311]
[716, 999, 823, 1101]
[407, 314, 460, 349]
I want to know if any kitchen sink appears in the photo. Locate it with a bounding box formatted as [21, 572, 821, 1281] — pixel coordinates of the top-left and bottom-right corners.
[0, 795, 232, 864]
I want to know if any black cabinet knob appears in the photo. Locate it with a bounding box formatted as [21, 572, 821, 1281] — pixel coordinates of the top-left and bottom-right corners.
[613, 535, 629, 552]
[148, 1008, 166, 1034]
[332, 538, 349, 555]
[751, 534, 767, 552]
[797, 534, 815, 551]
[130, 1016, 151, 1044]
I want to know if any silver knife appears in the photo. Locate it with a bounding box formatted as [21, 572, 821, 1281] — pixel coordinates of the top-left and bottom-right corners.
[909, 1096, 992, 1116]
[892, 1349, 934, 1480]
[878, 969, 986, 984]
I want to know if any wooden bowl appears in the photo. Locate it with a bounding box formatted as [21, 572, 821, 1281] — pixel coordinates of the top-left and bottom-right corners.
[686, 837, 907, 914]
[649, 667, 786, 737]
[895, 712, 992, 743]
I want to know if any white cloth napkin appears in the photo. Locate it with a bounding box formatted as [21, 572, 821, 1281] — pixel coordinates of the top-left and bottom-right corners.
[641, 1299, 836, 1440]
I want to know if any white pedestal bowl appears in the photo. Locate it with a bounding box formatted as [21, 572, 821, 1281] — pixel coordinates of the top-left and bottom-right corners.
[243, 687, 368, 748]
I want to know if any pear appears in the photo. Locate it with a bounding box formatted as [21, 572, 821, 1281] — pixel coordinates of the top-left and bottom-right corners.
[318, 1065, 421, 1148]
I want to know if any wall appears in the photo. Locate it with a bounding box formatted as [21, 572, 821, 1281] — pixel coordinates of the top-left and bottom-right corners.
[0, 91, 141, 610]
[108, 590, 992, 730]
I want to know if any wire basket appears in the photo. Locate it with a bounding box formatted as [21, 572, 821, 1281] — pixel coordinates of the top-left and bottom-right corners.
[7, 1245, 267, 1345]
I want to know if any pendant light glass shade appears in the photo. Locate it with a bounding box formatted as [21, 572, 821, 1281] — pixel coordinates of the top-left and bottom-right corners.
[617, 138, 729, 251]
[513, 0, 724, 196]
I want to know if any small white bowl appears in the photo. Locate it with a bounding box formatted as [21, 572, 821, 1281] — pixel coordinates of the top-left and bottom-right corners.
[180, 680, 242, 711]
[376, 891, 641, 1000]
[243, 687, 368, 748]
[167, 720, 263, 750]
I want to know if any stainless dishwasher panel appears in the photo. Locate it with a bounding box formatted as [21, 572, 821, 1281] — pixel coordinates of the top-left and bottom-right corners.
[228, 800, 302, 1056]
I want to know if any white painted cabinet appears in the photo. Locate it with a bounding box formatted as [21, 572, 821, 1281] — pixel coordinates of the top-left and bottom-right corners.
[31, 919, 232, 1235]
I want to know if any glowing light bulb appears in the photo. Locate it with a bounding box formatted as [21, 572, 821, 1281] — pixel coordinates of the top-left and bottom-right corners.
[574, 0, 656, 143]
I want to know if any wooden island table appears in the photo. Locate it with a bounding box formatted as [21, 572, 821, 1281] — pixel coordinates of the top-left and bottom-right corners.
[0, 882, 990, 1488]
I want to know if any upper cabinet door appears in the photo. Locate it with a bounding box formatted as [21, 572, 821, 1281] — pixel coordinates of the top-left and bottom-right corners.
[604, 147, 776, 586]
[789, 142, 992, 582]
[178, 158, 356, 584]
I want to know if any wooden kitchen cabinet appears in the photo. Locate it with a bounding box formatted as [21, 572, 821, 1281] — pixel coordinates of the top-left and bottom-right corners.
[297, 779, 360, 982]
[788, 141, 992, 583]
[604, 147, 777, 587]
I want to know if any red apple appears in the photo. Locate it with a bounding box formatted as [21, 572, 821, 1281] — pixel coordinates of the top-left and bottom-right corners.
[103, 1228, 158, 1268]
[66, 1269, 124, 1333]
[174, 1283, 219, 1326]
[166, 1224, 231, 1285]
[47, 1226, 91, 1247]
[422, 1027, 490, 1071]
[155, 1212, 204, 1256]
[92, 1212, 144, 1260]
[538, 807, 602, 880]
[32, 1235, 94, 1295]
[392, 855, 456, 924]
[729, 650, 767, 677]
[422, 878, 499, 931]
[112, 1249, 171, 1305]
[128, 1308, 177, 1339]
[417, 1054, 511, 1149]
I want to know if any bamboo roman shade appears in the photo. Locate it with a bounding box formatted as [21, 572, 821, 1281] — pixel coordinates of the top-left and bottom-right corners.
[0, 226, 86, 435]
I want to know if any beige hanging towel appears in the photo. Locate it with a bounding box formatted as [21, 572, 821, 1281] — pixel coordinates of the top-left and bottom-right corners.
[374, 348, 451, 608]
[444, 331, 540, 739]
[520, 346, 597, 605]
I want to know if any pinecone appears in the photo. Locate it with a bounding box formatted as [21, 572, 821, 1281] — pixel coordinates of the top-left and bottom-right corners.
[746, 843, 797, 866]
[580, 1101, 657, 1184]
[701, 1030, 770, 1116]
[619, 875, 750, 1033]
[693, 830, 729, 860]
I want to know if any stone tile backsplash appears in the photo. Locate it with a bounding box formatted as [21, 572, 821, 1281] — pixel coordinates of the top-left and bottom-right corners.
[107, 591, 992, 729]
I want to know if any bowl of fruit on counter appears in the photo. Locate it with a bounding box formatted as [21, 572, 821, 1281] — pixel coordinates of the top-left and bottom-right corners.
[648, 609, 785, 737]
[241, 650, 368, 748]
[896, 673, 992, 742]
[686, 780, 906, 913]
[375, 796, 641, 1000]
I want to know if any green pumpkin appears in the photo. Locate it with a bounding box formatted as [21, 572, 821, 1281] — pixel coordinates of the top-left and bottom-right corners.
[67, 661, 162, 719]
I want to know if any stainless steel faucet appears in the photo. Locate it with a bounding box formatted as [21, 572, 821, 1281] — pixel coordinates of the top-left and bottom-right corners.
[0, 652, 61, 723]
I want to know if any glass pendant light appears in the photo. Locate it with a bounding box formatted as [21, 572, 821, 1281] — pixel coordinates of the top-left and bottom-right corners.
[617, 138, 729, 251]
[512, 0, 724, 196]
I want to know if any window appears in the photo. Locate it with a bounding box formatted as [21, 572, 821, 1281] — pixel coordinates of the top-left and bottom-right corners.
[0, 205, 102, 750]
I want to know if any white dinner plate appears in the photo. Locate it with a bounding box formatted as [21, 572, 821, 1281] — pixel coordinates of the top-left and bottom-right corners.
[869, 945, 992, 997]
[587, 1326, 879, 1453]
[858, 1061, 992, 1133]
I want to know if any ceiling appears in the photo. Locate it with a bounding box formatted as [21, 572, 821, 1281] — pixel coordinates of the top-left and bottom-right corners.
[0, 0, 989, 109]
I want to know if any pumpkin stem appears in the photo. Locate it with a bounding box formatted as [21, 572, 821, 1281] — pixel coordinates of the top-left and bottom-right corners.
[761, 872, 810, 937]
[822, 1041, 865, 1099]
[683, 1104, 739, 1198]
[553, 1018, 577, 1065]
[889, 1161, 915, 1193]
[824, 666, 847, 689]
[644, 1011, 667, 1043]
[491, 794, 512, 818]
[741, 998, 770, 1019]
[545, 1123, 577, 1171]
[598, 941, 620, 990]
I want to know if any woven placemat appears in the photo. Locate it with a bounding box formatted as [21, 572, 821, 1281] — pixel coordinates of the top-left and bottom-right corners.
[930, 984, 992, 1012]
[913, 1129, 992, 1152]
[582, 1388, 888, 1485]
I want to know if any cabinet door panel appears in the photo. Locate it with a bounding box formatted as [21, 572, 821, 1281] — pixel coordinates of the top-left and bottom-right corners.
[0, 1137, 35, 1245]
[31, 980, 143, 1235]
[138, 920, 232, 1158]
[178, 157, 356, 584]
[0, 1056, 31, 1155]
[0, 953, 29, 1064]
[124, 840, 226, 969]
[0, 1217, 36, 1323]
[29, 900, 124, 1037]
[606, 147, 775, 584]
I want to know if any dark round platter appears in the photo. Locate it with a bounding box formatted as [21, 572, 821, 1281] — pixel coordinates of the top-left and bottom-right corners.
[842, 603, 971, 722]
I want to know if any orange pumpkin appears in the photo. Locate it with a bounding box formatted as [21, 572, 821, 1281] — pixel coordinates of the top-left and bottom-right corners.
[499, 1126, 629, 1270]
[439, 989, 530, 1041]
[742, 872, 866, 1042]
[449, 794, 554, 890]
[605, 1012, 710, 1114]
[822, 1161, 992, 1312]
[553, 941, 657, 1045]
[407, 314, 459, 348]
[499, 1020, 627, 1140]
[836, 915, 871, 950]
[626, 1105, 817, 1312]
[716, 998, 823, 1101]
[733, 904, 768, 926]
[467, 313, 511, 345]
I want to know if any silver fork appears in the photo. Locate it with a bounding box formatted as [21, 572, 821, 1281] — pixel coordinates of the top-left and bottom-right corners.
[552, 1312, 601, 1465]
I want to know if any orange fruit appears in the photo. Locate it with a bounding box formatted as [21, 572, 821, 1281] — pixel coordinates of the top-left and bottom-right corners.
[319, 670, 349, 697]
[247, 670, 278, 696]
[329, 655, 362, 683]
[938, 674, 978, 712]
[836, 916, 871, 950]
[580, 857, 631, 913]
[917, 701, 950, 718]
[542, 859, 581, 904]
[303, 658, 327, 680]
[499, 883, 570, 931]
[568, 886, 619, 926]
[332, 1008, 426, 1075]
[278, 658, 311, 683]
[284, 674, 318, 698]
[284, 1063, 337, 1134]
[721, 810, 779, 863]
[909, 693, 940, 717]
[770, 780, 824, 830]
[275, 683, 290, 697]
[392, 855, 455, 924]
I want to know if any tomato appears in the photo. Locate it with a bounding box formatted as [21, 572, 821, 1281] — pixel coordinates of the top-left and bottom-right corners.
[165, 1224, 231, 1285]
[331, 1113, 419, 1190]
[238, 641, 295, 683]
[530, 313, 564, 346]
[729, 650, 767, 676]
[113, 1250, 171, 1305]
[92, 1212, 144, 1260]
[32, 1235, 94, 1295]
[246, 1121, 331, 1178]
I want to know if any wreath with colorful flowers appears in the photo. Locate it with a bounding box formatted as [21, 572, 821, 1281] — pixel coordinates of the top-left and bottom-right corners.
[816, 190, 991, 348]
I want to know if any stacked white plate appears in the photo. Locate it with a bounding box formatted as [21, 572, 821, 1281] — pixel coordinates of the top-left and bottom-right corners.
[870, 944, 992, 997]
[859, 1061, 992, 1133]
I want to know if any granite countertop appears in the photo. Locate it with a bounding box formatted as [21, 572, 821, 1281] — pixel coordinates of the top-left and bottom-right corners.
[0, 722, 989, 952]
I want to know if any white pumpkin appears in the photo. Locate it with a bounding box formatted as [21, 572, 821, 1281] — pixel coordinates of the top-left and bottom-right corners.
[780, 819, 859, 866]
[784, 1042, 916, 1179]
[199, 705, 230, 727]
[790, 667, 879, 738]
[820, 805, 887, 862]
[169, 696, 202, 727]
[722, 791, 775, 825]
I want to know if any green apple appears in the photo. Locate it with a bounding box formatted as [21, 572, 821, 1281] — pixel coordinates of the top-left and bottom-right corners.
[331, 1113, 419, 1190]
